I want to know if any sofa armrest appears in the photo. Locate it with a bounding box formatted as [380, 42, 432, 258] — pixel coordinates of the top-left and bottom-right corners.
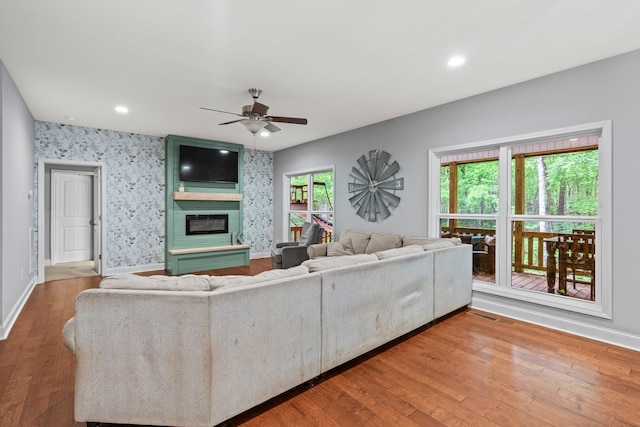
[62, 317, 75, 354]
[276, 241, 299, 249]
[307, 243, 328, 259]
[281, 245, 311, 269]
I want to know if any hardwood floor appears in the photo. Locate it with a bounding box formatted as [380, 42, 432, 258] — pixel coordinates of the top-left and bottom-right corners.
[1, 259, 639, 426]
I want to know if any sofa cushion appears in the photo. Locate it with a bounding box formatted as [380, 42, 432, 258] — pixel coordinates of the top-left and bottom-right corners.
[99, 273, 211, 291]
[422, 239, 459, 251]
[340, 229, 371, 254]
[212, 265, 310, 289]
[326, 240, 354, 257]
[301, 254, 378, 272]
[375, 245, 424, 260]
[365, 233, 403, 254]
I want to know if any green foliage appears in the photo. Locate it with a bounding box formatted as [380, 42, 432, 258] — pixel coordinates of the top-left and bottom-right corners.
[442, 149, 598, 221]
[289, 171, 334, 211]
[526, 150, 598, 217]
[456, 161, 499, 214]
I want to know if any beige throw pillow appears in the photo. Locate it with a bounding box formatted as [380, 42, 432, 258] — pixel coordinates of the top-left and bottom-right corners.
[365, 233, 403, 253]
[340, 229, 371, 254]
[327, 239, 354, 257]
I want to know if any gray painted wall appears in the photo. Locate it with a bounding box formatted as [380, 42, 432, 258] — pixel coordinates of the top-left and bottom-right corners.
[274, 49, 640, 341]
[0, 60, 35, 336]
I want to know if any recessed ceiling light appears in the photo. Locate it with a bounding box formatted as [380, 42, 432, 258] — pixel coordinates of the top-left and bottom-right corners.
[66, 116, 76, 121]
[115, 105, 129, 114]
[447, 56, 466, 67]
[260, 130, 270, 137]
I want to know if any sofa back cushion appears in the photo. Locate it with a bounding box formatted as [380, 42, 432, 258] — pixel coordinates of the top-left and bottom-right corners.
[403, 236, 462, 247]
[375, 245, 424, 260]
[100, 273, 211, 291]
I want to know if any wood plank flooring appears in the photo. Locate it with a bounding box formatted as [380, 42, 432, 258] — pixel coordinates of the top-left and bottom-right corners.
[1, 259, 639, 426]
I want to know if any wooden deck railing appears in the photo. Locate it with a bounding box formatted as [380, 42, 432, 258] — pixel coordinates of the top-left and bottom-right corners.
[289, 226, 333, 244]
[442, 227, 558, 272]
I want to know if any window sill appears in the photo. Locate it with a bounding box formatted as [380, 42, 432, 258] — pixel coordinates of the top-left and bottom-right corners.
[472, 280, 611, 319]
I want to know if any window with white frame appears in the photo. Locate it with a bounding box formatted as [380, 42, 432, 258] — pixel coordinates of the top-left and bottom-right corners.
[428, 121, 612, 318]
[284, 168, 334, 243]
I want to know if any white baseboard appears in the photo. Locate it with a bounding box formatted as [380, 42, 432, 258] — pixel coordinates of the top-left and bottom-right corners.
[105, 256, 272, 276]
[44, 259, 52, 266]
[250, 252, 270, 259]
[0, 276, 37, 341]
[471, 295, 640, 352]
[104, 263, 165, 276]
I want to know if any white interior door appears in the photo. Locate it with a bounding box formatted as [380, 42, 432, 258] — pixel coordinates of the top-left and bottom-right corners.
[52, 170, 93, 264]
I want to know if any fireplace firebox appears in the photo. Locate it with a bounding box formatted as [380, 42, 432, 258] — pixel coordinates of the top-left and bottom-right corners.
[185, 214, 229, 235]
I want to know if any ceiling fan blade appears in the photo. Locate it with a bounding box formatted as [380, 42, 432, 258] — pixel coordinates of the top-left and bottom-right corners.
[264, 122, 281, 133]
[200, 107, 243, 117]
[218, 119, 244, 125]
[251, 102, 269, 116]
[267, 116, 308, 125]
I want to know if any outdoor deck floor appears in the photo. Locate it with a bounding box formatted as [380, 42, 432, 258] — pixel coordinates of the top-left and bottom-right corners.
[473, 270, 594, 300]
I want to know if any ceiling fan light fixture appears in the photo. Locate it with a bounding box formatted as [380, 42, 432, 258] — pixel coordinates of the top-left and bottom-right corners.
[241, 118, 267, 134]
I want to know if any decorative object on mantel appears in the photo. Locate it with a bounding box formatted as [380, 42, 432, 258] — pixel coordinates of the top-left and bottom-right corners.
[348, 150, 404, 222]
[200, 88, 308, 135]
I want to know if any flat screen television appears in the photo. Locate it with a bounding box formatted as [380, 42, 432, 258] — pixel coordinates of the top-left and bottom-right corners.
[179, 145, 239, 184]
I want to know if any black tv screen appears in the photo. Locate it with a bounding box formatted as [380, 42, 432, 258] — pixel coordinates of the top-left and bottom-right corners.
[179, 145, 239, 184]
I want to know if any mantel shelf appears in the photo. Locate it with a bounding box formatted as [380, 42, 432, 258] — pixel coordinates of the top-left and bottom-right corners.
[173, 192, 242, 201]
[168, 245, 250, 255]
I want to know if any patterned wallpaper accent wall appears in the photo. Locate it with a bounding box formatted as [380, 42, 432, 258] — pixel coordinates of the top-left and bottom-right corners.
[242, 148, 273, 254]
[34, 121, 273, 271]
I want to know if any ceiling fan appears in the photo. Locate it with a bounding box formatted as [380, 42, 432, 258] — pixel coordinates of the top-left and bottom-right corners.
[200, 88, 308, 135]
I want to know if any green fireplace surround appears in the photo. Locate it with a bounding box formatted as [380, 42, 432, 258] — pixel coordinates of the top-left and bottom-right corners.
[165, 135, 250, 274]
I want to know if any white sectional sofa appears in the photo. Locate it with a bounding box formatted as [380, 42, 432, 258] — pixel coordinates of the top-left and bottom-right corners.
[63, 230, 471, 427]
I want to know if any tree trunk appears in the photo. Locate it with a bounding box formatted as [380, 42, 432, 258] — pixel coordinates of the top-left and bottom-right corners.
[558, 182, 566, 216]
[537, 156, 547, 232]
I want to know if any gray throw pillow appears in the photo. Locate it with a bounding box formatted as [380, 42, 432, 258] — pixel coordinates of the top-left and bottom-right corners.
[298, 223, 318, 246]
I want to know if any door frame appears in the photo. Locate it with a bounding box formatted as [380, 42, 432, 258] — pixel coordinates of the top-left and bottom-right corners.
[37, 158, 107, 284]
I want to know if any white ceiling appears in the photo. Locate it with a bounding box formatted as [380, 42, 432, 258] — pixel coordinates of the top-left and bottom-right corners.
[1, 1, 640, 152]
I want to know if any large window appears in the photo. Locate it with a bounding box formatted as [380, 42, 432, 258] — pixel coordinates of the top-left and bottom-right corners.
[284, 169, 334, 243]
[429, 122, 611, 318]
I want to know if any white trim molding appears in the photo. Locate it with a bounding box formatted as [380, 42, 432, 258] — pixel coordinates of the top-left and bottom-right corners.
[428, 120, 612, 319]
[0, 277, 37, 340]
[471, 295, 640, 352]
